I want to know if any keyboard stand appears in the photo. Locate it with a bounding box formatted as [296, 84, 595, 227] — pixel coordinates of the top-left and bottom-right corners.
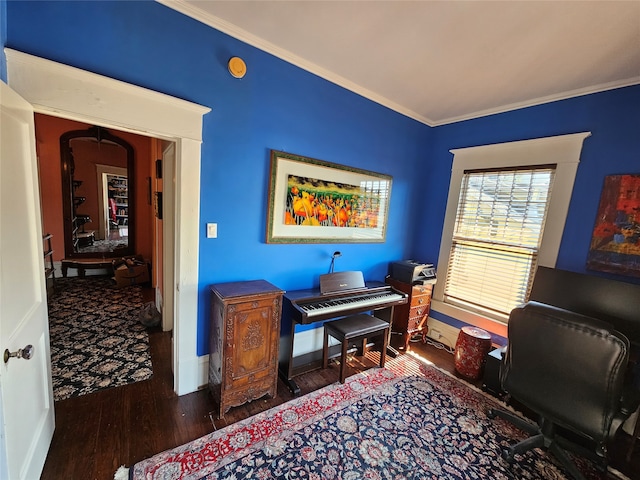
[279, 292, 401, 396]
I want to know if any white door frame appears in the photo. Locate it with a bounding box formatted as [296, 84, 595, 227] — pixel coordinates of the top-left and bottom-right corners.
[6, 48, 211, 395]
[161, 143, 176, 333]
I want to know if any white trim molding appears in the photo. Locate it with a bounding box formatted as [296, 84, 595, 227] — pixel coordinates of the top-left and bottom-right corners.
[6, 48, 211, 396]
[431, 78, 640, 126]
[4, 49, 209, 141]
[157, 0, 431, 126]
[433, 132, 591, 337]
[158, 0, 640, 127]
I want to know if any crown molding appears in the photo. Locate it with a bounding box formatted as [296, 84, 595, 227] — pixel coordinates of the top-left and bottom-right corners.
[433, 77, 640, 126]
[158, 0, 640, 128]
[156, 0, 433, 126]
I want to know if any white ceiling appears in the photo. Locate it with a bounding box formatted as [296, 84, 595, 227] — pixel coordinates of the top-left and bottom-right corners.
[160, 0, 640, 126]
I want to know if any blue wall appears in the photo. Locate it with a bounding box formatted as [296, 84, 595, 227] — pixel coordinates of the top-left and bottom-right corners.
[4, 1, 431, 355]
[4, 1, 639, 355]
[414, 86, 640, 277]
[413, 86, 640, 331]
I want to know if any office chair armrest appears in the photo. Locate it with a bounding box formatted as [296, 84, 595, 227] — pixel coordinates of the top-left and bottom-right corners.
[620, 385, 640, 417]
[621, 346, 640, 417]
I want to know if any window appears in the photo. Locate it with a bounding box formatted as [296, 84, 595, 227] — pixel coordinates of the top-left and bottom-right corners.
[433, 133, 590, 327]
[444, 166, 555, 319]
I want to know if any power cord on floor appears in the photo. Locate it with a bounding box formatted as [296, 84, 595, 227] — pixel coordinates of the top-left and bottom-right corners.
[424, 337, 455, 355]
[409, 333, 455, 354]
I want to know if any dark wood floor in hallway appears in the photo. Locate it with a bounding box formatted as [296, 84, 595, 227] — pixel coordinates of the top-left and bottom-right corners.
[41, 329, 639, 480]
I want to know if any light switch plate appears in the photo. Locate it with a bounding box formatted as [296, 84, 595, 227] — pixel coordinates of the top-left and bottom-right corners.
[207, 223, 217, 238]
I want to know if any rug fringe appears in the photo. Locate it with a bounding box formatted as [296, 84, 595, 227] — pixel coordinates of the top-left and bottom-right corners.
[114, 465, 129, 480]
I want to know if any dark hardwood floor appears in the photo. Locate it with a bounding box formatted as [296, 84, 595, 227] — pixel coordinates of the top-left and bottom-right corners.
[41, 329, 639, 480]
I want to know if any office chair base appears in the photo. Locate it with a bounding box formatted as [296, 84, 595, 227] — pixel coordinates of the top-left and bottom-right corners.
[487, 408, 598, 480]
[488, 407, 538, 435]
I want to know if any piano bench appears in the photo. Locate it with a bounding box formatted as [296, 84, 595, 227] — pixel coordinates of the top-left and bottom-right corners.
[322, 314, 390, 383]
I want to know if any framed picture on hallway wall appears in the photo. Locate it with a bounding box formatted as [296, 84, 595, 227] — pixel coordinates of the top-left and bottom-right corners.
[586, 173, 640, 278]
[266, 150, 392, 244]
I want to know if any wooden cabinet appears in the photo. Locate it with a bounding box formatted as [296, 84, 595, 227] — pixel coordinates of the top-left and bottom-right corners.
[385, 277, 433, 351]
[209, 280, 284, 419]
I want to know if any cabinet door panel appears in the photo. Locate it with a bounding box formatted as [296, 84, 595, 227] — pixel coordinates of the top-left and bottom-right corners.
[227, 297, 280, 389]
[230, 300, 275, 380]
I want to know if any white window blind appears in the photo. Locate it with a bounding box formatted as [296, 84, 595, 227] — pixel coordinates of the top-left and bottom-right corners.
[443, 166, 556, 320]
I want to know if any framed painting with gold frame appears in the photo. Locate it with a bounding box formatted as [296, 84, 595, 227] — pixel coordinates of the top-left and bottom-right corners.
[266, 150, 392, 244]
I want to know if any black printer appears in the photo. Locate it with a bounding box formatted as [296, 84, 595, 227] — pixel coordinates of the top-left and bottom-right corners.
[388, 260, 436, 285]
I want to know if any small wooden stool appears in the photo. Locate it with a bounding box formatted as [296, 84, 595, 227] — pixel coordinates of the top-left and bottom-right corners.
[322, 314, 390, 383]
[454, 326, 492, 380]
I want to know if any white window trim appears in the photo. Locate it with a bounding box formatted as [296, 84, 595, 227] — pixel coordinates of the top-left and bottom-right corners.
[432, 132, 591, 335]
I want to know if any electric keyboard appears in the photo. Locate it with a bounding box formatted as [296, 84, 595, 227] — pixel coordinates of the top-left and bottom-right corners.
[279, 281, 408, 395]
[298, 290, 405, 319]
[285, 284, 407, 324]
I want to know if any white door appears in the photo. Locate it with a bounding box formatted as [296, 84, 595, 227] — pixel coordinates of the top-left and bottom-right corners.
[0, 81, 55, 479]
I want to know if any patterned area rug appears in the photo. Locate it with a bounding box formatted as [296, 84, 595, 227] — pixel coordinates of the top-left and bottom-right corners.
[49, 277, 153, 401]
[126, 354, 621, 480]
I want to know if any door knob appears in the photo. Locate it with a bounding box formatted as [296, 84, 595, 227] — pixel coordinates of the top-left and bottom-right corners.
[3, 345, 34, 363]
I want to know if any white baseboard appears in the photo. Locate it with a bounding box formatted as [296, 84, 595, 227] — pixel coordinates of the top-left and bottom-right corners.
[194, 321, 461, 392]
[197, 355, 209, 390]
[155, 289, 163, 313]
[52, 261, 65, 278]
[293, 327, 341, 357]
[176, 354, 209, 394]
[194, 327, 337, 391]
[425, 318, 460, 350]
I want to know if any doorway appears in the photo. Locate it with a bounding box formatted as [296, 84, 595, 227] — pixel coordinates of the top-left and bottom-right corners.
[35, 114, 160, 277]
[6, 48, 210, 396]
[34, 113, 166, 400]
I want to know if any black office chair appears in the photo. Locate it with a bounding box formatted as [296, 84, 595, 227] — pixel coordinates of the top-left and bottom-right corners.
[488, 301, 639, 480]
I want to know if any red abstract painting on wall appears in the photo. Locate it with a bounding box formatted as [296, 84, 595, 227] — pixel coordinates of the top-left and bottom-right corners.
[587, 174, 640, 278]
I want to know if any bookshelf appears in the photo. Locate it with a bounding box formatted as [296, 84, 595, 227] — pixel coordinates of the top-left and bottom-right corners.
[108, 174, 128, 229]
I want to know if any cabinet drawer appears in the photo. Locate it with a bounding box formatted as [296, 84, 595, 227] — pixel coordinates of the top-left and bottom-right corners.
[227, 359, 277, 390]
[224, 377, 277, 410]
[408, 301, 430, 332]
[411, 284, 433, 297]
[410, 293, 431, 307]
[410, 304, 428, 316]
[408, 318, 428, 333]
[408, 312, 429, 332]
